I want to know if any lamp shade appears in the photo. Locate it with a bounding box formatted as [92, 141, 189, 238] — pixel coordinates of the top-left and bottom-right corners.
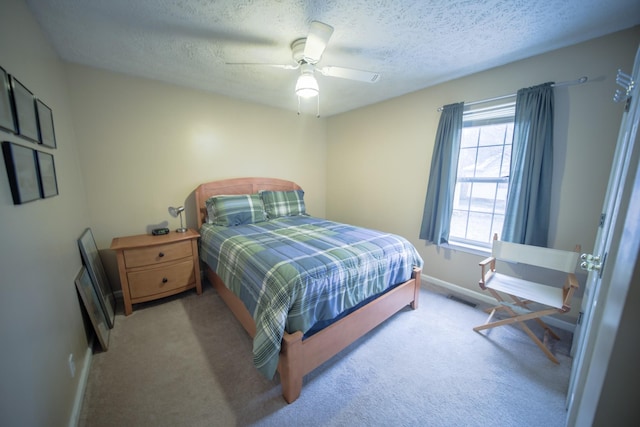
[168, 206, 187, 233]
[168, 206, 184, 217]
[295, 73, 319, 98]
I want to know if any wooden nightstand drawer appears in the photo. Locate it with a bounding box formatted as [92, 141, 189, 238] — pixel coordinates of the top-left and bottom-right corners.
[111, 229, 202, 315]
[128, 259, 195, 299]
[124, 240, 192, 268]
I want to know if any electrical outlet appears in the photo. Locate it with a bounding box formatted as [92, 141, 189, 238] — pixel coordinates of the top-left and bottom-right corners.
[68, 353, 75, 378]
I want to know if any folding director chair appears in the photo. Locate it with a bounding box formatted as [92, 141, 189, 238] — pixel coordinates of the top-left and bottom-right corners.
[474, 234, 581, 363]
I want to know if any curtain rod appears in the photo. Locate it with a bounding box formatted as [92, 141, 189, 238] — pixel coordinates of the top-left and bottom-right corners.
[436, 76, 588, 112]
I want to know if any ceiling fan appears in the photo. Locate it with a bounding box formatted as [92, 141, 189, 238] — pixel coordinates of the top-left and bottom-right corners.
[226, 21, 381, 102]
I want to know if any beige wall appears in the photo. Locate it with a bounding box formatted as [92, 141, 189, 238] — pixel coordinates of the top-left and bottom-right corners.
[327, 27, 640, 320]
[65, 65, 328, 288]
[0, 0, 92, 425]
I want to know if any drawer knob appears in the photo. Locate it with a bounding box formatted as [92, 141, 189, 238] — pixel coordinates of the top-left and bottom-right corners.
[158, 252, 165, 258]
[162, 277, 168, 283]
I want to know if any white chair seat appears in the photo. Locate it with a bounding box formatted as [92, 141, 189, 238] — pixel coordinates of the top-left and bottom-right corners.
[486, 273, 564, 309]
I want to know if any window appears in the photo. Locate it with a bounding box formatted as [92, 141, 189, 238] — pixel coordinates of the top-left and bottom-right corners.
[449, 102, 515, 249]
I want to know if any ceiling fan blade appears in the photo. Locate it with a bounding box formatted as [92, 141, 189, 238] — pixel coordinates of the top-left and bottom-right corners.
[303, 21, 334, 64]
[318, 66, 381, 83]
[225, 62, 299, 70]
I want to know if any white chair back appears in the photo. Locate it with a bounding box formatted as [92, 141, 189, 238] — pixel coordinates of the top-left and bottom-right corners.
[492, 240, 579, 273]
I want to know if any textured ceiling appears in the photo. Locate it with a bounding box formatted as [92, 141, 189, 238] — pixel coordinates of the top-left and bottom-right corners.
[25, 0, 640, 117]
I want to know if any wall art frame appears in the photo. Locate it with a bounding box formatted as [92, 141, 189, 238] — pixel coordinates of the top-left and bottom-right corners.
[36, 99, 56, 148]
[0, 66, 16, 133]
[36, 150, 58, 198]
[10, 76, 39, 143]
[78, 227, 116, 329]
[75, 266, 110, 351]
[2, 141, 40, 204]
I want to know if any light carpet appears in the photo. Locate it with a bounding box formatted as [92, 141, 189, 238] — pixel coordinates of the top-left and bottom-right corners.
[78, 282, 572, 427]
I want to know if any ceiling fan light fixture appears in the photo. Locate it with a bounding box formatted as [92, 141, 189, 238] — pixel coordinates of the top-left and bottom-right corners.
[295, 73, 319, 98]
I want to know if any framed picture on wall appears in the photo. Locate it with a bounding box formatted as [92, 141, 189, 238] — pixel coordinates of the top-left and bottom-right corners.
[10, 76, 39, 143]
[78, 228, 116, 329]
[0, 67, 16, 133]
[1, 141, 40, 204]
[75, 267, 110, 351]
[36, 99, 56, 148]
[36, 150, 58, 198]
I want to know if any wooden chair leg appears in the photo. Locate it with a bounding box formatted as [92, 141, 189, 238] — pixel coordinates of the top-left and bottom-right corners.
[474, 294, 560, 364]
[474, 307, 559, 330]
[484, 305, 509, 314]
[514, 317, 560, 364]
[533, 319, 560, 341]
[507, 294, 561, 340]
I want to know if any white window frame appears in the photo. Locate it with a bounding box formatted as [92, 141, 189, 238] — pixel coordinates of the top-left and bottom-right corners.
[447, 101, 515, 253]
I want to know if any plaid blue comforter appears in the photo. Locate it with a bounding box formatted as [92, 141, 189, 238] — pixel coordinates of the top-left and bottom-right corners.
[200, 216, 424, 379]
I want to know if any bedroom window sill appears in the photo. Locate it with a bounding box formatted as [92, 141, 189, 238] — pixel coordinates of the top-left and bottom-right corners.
[442, 241, 491, 257]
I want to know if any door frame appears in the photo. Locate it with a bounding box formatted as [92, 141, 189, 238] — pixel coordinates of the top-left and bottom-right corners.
[566, 45, 640, 425]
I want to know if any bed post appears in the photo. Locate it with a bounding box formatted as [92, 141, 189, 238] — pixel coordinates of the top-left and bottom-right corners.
[278, 331, 304, 403]
[411, 267, 421, 310]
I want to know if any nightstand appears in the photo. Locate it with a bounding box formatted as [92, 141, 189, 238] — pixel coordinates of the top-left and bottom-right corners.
[110, 229, 202, 315]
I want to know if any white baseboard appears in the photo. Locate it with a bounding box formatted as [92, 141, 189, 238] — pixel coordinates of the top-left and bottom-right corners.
[422, 274, 576, 333]
[68, 345, 93, 427]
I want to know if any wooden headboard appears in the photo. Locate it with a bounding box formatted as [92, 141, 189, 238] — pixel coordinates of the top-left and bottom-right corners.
[194, 177, 302, 228]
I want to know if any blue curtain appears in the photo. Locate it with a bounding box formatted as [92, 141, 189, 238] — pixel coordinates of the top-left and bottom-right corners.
[419, 102, 464, 245]
[501, 82, 554, 246]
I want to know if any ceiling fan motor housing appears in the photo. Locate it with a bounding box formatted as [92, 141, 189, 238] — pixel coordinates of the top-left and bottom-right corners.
[291, 38, 308, 64]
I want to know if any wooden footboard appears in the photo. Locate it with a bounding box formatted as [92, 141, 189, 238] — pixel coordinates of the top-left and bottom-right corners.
[206, 266, 422, 403]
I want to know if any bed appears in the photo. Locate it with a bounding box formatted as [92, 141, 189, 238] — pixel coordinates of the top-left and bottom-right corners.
[195, 177, 424, 403]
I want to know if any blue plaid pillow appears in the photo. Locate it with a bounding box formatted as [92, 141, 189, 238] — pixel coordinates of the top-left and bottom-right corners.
[260, 190, 306, 219]
[206, 194, 267, 226]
